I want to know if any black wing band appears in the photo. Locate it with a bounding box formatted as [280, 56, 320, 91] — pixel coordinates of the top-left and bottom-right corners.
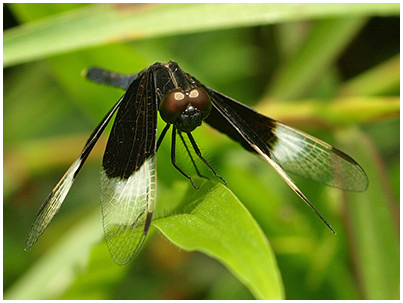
[102, 68, 157, 179]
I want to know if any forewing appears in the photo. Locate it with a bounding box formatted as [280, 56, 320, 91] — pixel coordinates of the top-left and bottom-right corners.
[100, 68, 158, 265]
[204, 89, 338, 232]
[269, 122, 368, 191]
[205, 88, 368, 192]
[26, 97, 124, 250]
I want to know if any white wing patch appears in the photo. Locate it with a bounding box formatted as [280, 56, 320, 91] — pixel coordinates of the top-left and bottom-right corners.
[25, 159, 81, 250]
[100, 157, 156, 265]
[271, 123, 368, 191]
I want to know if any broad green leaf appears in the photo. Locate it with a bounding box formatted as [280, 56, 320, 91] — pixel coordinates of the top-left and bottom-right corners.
[153, 180, 284, 300]
[4, 3, 399, 67]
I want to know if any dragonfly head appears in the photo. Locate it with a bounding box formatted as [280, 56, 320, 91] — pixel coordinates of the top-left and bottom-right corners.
[159, 87, 211, 133]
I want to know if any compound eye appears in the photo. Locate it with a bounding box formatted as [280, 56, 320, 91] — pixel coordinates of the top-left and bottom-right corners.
[188, 88, 211, 118]
[159, 90, 188, 124]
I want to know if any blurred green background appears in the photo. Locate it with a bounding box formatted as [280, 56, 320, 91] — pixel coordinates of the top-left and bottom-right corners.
[3, 3, 399, 300]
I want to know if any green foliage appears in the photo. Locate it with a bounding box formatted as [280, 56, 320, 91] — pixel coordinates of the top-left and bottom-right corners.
[154, 180, 283, 299]
[4, 3, 399, 67]
[4, 3, 399, 300]
[338, 128, 400, 299]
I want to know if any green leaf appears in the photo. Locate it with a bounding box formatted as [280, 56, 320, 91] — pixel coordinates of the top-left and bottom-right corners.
[4, 3, 399, 67]
[153, 179, 284, 300]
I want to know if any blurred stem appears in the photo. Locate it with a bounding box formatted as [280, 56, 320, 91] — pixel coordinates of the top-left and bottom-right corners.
[338, 54, 400, 96]
[4, 210, 104, 300]
[339, 128, 399, 299]
[4, 135, 105, 199]
[257, 96, 399, 127]
[267, 17, 367, 100]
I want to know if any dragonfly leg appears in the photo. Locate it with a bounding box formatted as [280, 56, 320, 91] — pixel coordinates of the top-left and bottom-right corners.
[178, 131, 207, 179]
[187, 133, 227, 185]
[171, 126, 199, 189]
[156, 124, 171, 152]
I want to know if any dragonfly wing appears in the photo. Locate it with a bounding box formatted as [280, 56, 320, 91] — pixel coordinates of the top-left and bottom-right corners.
[204, 89, 339, 231]
[205, 88, 368, 192]
[269, 122, 368, 191]
[100, 157, 156, 265]
[25, 96, 124, 250]
[100, 68, 158, 265]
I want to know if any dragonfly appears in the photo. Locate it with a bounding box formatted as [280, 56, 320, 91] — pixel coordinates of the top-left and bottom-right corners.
[25, 61, 368, 265]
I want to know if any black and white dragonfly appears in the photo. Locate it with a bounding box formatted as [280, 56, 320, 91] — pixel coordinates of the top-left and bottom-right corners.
[26, 61, 368, 265]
